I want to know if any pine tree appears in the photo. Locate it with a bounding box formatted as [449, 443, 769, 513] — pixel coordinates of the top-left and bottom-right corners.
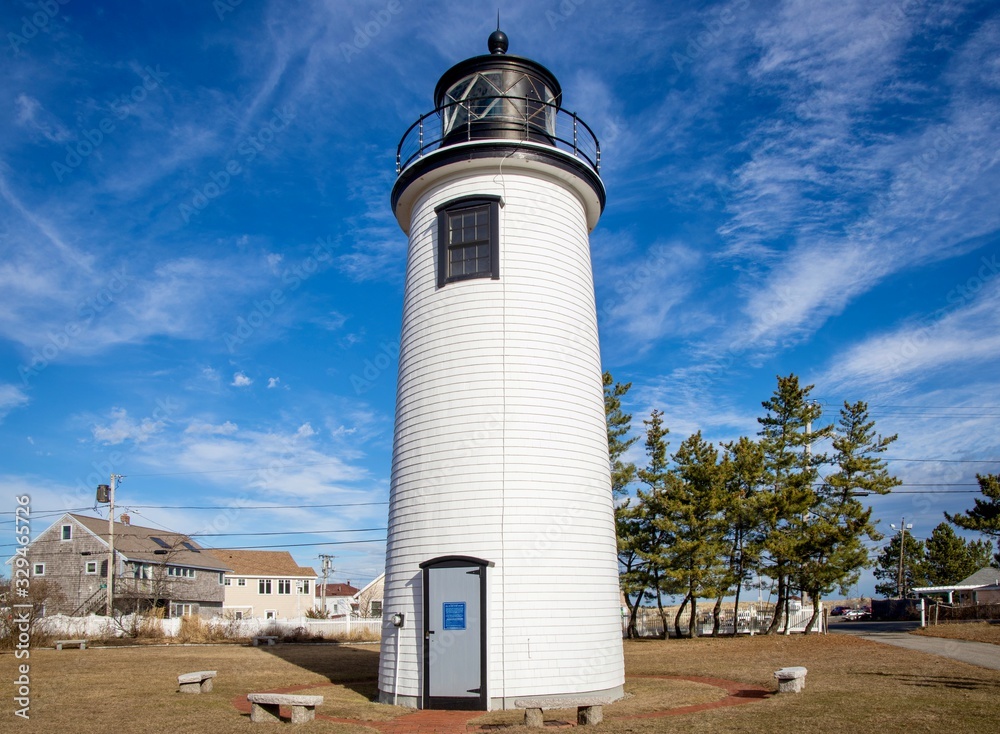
[873, 531, 928, 598]
[925, 522, 995, 584]
[946, 474, 1000, 541]
[635, 409, 676, 637]
[718, 436, 766, 635]
[757, 374, 828, 634]
[604, 372, 639, 500]
[654, 432, 730, 637]
[798, 401, 900, 631]
[603, 372, 646, 638]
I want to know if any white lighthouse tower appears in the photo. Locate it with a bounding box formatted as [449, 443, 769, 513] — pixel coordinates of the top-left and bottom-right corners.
[379, 29, 624, 711]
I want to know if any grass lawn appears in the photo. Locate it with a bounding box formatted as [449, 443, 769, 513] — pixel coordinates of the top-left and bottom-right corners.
[913, 621, 1000, 645]
[4, 634, 998, 733]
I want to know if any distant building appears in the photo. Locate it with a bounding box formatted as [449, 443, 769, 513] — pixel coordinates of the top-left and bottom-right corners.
[913, 567, 1000, 604]
[354, 573, 384, 618]
[315, 582, 359, 617]
[208, 549, 317, 620]
[10, 513, 231, 618]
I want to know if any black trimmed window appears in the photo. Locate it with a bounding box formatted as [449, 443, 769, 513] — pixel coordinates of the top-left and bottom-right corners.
[436, 196, 501, 287]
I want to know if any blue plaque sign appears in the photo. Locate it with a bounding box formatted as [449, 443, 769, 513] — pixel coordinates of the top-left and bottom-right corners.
[442, 602, 466, 630]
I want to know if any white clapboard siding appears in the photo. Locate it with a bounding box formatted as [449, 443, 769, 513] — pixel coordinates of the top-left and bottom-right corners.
[381, 153, 624, 708]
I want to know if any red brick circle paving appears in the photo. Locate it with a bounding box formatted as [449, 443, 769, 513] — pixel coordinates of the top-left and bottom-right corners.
[231, 676, 771, 732]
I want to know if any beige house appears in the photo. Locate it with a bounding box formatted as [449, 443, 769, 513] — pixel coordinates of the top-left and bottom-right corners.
[354, 573, 384, 617]
[209, 549, 317, 620]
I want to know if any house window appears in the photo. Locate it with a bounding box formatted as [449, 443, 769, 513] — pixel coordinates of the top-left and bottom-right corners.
[265, 610, 277, 620]
[219, 572, 225, 585]
[61, 524, 72, 541]
[33, 563, 45, 576]
[296, 580, 310, 595]
[224, 577, 231, 586]
[237, 578, 246, 587]
[171, 603, 197, 617]
[277, 579, 291, 595]
[234, 611, 244, 620]
[85, 561, 98, 574]
[168, 567, 196, 578]
[436, 196, 501, 287]
[370, 600, 383, 616]
[259, 579, 272, 595]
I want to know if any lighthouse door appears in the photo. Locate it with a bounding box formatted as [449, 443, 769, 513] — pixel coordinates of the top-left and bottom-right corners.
[421, 556, 488, 710]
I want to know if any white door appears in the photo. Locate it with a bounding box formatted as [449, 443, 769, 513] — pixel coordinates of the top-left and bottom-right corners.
[424, 560, 485, 708]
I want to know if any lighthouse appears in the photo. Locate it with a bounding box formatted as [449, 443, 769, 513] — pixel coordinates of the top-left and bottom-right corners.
[379, 28, 624, 711]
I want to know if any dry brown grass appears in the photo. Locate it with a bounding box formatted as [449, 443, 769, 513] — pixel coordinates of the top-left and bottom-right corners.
[4, 634, 999, 733]
[914, 621, 1000, 645]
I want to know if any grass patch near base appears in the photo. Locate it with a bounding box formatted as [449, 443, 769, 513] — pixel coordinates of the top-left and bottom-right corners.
[913, 622, 1000, 646]
[293, 681, 411, 721]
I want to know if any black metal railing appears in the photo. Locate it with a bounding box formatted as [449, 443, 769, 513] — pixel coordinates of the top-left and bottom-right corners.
[396, 96, 600, 175]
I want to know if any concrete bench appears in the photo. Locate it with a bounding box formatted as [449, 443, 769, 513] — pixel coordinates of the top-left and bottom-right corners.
[252, 635, 279, 646]
[247, 693, 323, 724]
[54, 639, 87, 651]
[514, 696, 617, 727]
[774, 666, 808, 693]
[178, 670, 217, 694]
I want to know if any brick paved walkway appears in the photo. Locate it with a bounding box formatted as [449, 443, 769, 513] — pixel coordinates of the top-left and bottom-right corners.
[232, 675, 771, 732]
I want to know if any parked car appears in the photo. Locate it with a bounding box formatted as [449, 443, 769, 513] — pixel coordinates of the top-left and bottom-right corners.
[831, 605, 848, 616]
[843, 608, 870, 621]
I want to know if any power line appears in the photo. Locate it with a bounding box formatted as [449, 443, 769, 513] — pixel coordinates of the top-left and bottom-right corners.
[0, 500, 388, 517]
[191, 527, 386, 537]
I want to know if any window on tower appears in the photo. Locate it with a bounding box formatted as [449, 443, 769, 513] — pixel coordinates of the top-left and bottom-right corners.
[436, 196, 501, 287]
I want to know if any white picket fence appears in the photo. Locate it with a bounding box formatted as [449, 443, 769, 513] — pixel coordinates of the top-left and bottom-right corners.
[36, 613, 384, 640]
[624, 605, 826, 637]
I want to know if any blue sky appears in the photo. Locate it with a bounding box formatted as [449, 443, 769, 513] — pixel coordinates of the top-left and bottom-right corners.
[1, 0, 998, 596]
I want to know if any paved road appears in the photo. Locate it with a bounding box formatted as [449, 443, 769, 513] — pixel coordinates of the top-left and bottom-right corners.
[830, 620, 1000, 670]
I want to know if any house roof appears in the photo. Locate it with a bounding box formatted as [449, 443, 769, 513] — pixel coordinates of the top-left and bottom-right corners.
[957, 567, 1000, 587]
[316, 582, 359, 597]
[354, 572, 385, 599]
[913, 566, 1000, 594]
[68, 514, 231, 571]
[207, 549, 316, 577]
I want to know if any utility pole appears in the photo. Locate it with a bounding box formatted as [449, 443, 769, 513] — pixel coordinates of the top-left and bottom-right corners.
[318, 554, 334, 615]
[96, 475, 123, 615]
[890, 518, 913, 599]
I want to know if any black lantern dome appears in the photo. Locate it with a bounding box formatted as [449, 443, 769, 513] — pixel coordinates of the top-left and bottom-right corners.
[392, 29, 603, 217]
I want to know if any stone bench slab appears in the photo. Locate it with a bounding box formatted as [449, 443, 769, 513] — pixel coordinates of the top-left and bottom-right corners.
[514, 697, 614, 727]
[774, 666, 808, 693]
[247, 693, 324, 724]
[178, 670, 217, 693]
[54, 639, 87, 650]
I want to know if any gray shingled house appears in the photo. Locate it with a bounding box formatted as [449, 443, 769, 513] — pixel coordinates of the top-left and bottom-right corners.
[18, 513, 232, 617]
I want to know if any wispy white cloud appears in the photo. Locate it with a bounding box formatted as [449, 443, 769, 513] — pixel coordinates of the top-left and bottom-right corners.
[0, 384, 30, 421]
[818, 276, 1000, 393]
[92, 407, 166, 445]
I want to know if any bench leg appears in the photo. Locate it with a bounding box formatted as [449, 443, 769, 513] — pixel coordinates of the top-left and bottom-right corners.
[250, 702, 282, 723]
[290, 705, 315, 724]
[199, 678, 214, 693]
[179, 682, 201, 694]
[80, 642, 87, 650]
[524, 708, 544, 728]
[56, 643, 63, 651]
[578, 705, 603, 725]
[778, 678, 805, 693]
